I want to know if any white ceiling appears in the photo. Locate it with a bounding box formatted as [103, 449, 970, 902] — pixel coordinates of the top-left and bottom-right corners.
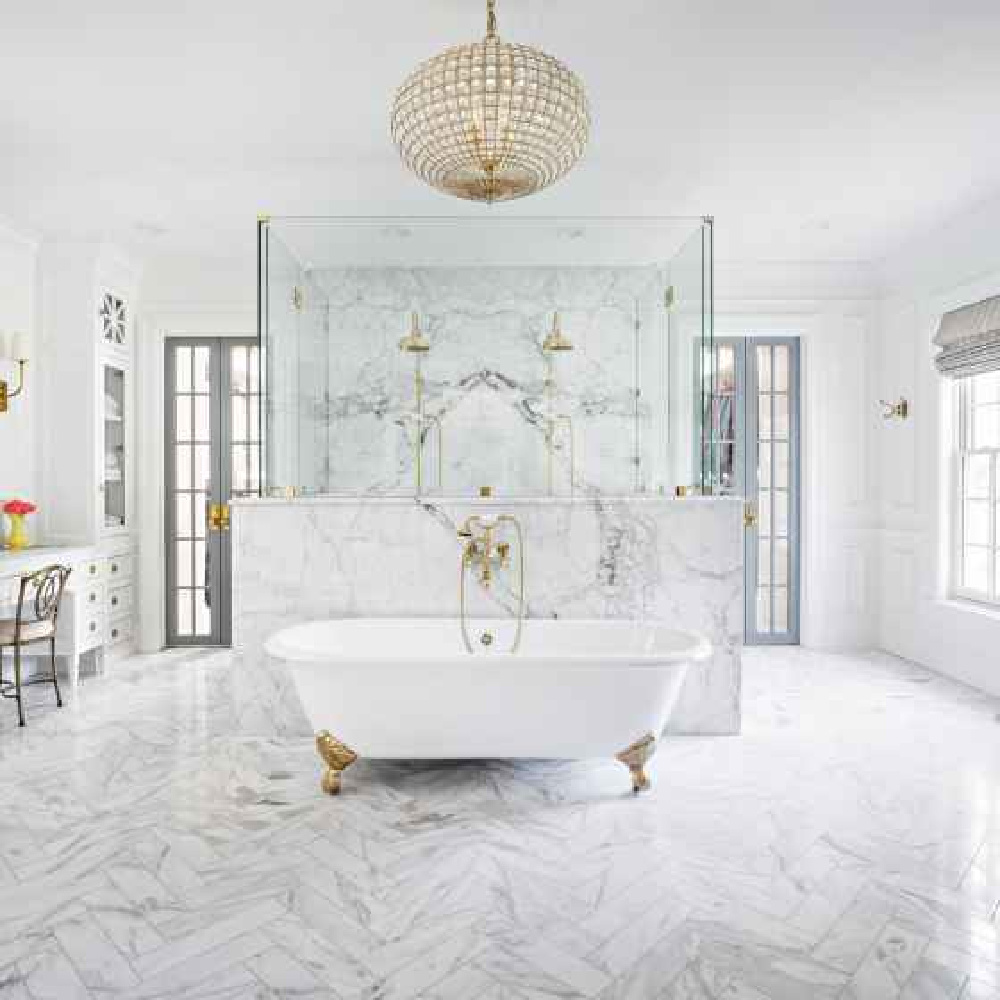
[1, 0, 999, 267]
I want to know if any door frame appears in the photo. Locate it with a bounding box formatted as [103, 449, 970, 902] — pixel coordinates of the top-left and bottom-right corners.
[158, 331, 259, 649]
[743, 335, 801, 645]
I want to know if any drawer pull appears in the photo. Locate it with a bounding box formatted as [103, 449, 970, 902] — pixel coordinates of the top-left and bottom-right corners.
[111, 628, 119, 639]
[111, 563, 119, 573]
[89, 622, 97, 632]
[89, 593, 97, 603]
[89, 565, 97, 575]
[111, 596, 118, 607]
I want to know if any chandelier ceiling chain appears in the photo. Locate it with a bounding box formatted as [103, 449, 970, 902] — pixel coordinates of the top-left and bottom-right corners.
[390, 0, 590, 204]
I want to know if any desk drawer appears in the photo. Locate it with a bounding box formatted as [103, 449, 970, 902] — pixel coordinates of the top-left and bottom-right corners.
[106, 584, 131, 617]
[105, 615, 131, 648]
[81, 615, 103, 651]
[105, 555, 131, 583]
[78, 559, 103, 582]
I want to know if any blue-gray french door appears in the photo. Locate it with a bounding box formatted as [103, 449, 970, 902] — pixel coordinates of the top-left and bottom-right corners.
[165, 338, 260, 647]
[707, 337, 801, 644]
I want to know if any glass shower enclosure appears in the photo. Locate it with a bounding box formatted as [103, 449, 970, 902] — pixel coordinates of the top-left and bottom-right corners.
[257, 216, 715, 498]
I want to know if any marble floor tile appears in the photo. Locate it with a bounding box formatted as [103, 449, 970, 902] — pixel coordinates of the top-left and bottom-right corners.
[1, 645, 1000, 998]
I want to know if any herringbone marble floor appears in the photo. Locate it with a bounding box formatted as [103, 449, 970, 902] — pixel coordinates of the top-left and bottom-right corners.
[0, 647, 998, 999]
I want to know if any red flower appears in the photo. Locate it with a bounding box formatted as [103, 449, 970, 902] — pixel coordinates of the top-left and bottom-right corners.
[3, 499, 36, 516]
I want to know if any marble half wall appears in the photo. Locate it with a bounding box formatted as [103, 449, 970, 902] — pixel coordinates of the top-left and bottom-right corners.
[231, 496, 742, 738]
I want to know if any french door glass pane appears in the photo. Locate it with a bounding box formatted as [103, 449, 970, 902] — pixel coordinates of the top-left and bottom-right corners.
[194, 347, 211, 393]
[175, 397, 192, 441]
[717, 345, 735, 391]
[773, 443, 789, 488]
[175, 445, 191, 490]
[964, 500, 991, 546]
[773, 393, 789, 439]
[175, 494, 192, 537]
[758, 394, 771, 438]
[963, 546, 989, 593]
[177, 591, 193, 636]
[756, 588, 770, 632]
[758, 488, 772, 535]
[773, 490, 789, 535]
[773, 346, 789, 392]
[773, 587, 789, 631]
[175, 347, 192, 392]
[965, 455, 990, 498]
[757, 346, 771, 391]
[758, 443, 771, 487]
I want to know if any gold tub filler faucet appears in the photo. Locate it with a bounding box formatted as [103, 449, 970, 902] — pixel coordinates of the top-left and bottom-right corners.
[457, 514, 525, 653]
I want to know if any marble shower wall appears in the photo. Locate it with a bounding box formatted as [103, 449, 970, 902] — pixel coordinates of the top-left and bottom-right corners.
[231, 496, 742, 738]
[303, 266, 667, 495]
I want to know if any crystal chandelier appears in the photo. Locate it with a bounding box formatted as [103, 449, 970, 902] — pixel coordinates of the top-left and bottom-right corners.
[390, 0, 590, 204]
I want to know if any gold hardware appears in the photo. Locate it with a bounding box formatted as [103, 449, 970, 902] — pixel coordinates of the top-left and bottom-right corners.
[292, 286, 304, 312]
[208, 503, 231, 531]
[664, 285, 677, 310]
[459, 514, 525, 654]
[400, 314, 433, 494]
[315, 730, 357, 795]
[743, 502, 758, 530]
[479, 485, 493, 498]
[616, 733, 656, 793]
[256, 212, 271, 223]
[0, 359, 27, 414]
[480, 631, 494, 646]
[542, 311, 574, 353]
[880, 397, 909, 420]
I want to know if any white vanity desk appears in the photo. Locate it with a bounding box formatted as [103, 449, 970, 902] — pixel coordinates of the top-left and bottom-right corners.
[0, 545, 133, 687]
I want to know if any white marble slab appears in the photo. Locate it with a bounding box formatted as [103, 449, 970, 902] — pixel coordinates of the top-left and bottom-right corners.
[230, 495, 742, 738]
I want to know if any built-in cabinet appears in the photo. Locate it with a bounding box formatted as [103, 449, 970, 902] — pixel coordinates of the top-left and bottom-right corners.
[36, 243, 140, 674]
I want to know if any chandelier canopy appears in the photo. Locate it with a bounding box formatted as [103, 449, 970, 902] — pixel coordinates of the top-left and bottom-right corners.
[390, 0, 590, 204]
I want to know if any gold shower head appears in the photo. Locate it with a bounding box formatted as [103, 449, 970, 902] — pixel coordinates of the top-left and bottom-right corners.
[399, 311, 430, 353]
[542, 311, 574, 352]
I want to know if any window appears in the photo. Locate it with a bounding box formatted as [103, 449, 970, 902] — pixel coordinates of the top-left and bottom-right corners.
[955, 371, 1000, 604]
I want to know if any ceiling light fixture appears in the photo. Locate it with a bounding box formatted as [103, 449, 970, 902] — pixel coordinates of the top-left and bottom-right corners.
[390, 0, 590, 204]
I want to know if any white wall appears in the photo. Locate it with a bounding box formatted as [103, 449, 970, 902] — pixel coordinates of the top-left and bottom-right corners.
[0, 220, 40, 521]
[874, 195, 1000, 697]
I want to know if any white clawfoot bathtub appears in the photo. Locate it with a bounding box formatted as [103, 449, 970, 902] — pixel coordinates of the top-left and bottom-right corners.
[266, 618, 711, 792]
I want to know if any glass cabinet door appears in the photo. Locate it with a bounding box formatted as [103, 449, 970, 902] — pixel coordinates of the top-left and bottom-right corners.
[102, 363, 127, 530]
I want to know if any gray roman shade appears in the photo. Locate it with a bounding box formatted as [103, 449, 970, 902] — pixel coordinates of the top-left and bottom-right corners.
[934, 295, 1000, 378]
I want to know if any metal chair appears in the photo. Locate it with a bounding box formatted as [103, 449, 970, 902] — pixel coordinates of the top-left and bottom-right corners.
[0, 565, 71, 726]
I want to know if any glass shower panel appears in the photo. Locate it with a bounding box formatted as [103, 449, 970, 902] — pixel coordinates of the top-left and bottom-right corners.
[260, 224, 329, 495]
[260, 217, 714, 497]
[666, 219, 714, 493]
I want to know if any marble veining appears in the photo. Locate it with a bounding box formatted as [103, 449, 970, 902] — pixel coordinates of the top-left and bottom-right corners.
[0, 645, 998, 998]
[269, 266, 670, 496]
[230, 496, 743, 740]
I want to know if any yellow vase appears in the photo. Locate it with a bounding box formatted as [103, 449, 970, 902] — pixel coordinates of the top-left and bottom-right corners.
[6, 513, 28, 550]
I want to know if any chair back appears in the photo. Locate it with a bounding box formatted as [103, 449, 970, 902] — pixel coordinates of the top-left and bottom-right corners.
[15, 564, 72, 642]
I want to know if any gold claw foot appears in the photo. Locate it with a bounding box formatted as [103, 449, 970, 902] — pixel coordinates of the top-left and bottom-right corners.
[616, 733, 656, 793]
[315, 731, 357, 796]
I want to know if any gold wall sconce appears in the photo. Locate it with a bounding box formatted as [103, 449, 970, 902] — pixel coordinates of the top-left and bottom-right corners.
[0, 332, 29, 414]
[880, 397, 909, 420]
